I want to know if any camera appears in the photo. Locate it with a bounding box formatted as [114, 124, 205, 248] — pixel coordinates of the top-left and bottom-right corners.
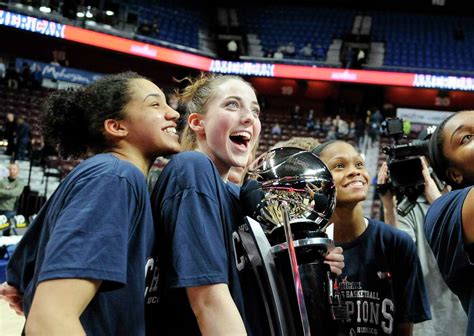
[379, 118, 431, 216]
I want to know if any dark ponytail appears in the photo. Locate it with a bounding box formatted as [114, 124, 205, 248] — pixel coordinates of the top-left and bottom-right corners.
[41, 71, 144, 158]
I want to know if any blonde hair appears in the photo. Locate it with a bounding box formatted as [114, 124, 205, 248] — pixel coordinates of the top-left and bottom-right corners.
[273, 137, 320, 151]
[176, 73, 255, 150]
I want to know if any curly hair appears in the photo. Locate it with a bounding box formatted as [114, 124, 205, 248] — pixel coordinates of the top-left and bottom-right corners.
[41, 71, 144, 158]
[175, 73, 254, 151]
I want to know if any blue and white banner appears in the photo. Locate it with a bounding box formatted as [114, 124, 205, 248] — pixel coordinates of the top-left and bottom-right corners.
[0, 10, 65, 37]
[16, 58, 103, 85]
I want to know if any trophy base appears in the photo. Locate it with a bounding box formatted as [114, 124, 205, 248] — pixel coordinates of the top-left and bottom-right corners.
[274, 252, 339, 336]
[240, 216, 340, 336]
[270, 226, 338, 335]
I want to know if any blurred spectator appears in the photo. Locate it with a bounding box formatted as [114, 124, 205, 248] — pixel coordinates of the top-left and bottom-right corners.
[355, 48, 366, 68]
[327, 125, 337, 140]
[19, 62, 32, 89]
[139, 20, 152, 36]
[275, 44, 286, 59]
[306, 109, 315, 132]
[285, 42, 295, 57]
[4, 112, 16, 157]
[355, 118, 366, 149]
[368, 123, 378, 147]
[322, 116, 332, 134]
[341, 45, 355, 68]
[314, 117, 322, 134]
[332, 115, 341, 132]
[5, 62, 19, 89]
[300, 43, 313, 59]
[368, 108, 383, 144]
[336, 117, 349, 138]
[371, 108, 383, 123]
[227, 40, 239, 60]
[264, 49, 274, 58]
[0, 163, 26, 236]
[14, 116, 31, 161]
[277, 44, 286, 54]
[31, 64, 43, 89]
[227, 40, 238, 52]
[151, 19, 160, 36]
[271, 122, 282, 136]
[348, 121, 356, 139]
[52, 47, 69, 67]
[0, 57, 6, 83]
[314, 44, 325, 61]
[273, 50, 284, 59]
[50, 58, 60, 67]
[291, 104, 302, 127]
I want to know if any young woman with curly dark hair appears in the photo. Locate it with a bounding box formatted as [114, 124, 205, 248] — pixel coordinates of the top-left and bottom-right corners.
[1, 71, 181, 335]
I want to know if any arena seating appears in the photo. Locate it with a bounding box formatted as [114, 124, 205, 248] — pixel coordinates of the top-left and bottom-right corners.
[238, 5, 356, 61]
[0, 84, 81, 186]
[0, 85, 45, 144]
[237, 6, 473, 75]
[129, 0, 203, 50]
[371, 10, 474, 74]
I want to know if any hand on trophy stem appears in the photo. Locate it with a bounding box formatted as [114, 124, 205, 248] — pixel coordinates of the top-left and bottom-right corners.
[324, 247, 344, 276]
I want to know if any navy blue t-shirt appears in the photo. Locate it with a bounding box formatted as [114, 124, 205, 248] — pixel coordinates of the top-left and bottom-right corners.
[424, 187, 474, 336]
[146, 151, 267, 335]
[336, 219, 431, 335]
[7, 154, 154, 336]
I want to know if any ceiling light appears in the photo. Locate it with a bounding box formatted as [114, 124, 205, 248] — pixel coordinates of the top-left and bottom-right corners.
[39, 6, 51, 13]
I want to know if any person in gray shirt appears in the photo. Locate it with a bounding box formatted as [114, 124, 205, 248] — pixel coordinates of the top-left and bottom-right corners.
[377, 157, 467, 336]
